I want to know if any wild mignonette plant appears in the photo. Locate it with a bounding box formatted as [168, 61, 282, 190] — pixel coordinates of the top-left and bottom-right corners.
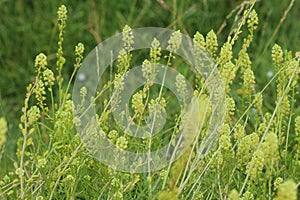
[0, 3, 299, 200]
[0, 118, 7, 161]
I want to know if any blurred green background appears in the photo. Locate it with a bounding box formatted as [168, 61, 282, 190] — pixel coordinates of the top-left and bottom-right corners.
[0, 0, 299, 169]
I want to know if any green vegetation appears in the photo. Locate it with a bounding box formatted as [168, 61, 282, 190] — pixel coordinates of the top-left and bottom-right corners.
[0, 0, 299, 199]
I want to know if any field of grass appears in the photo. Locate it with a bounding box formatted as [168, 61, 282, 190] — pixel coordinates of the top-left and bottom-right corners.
[0, 0, 299, 199]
